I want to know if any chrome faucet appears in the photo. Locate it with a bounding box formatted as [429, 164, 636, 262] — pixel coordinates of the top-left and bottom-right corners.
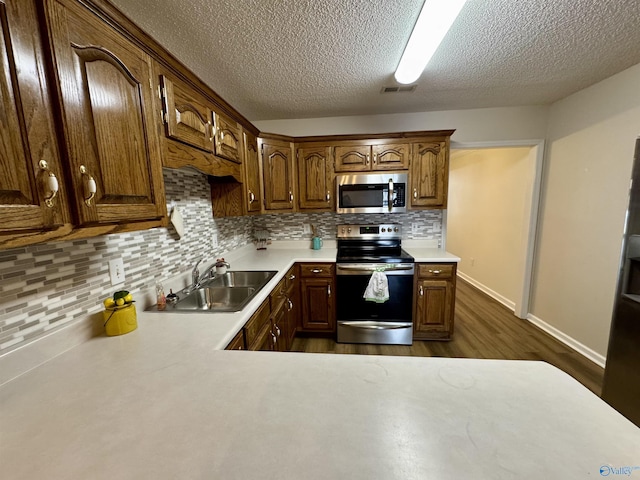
[184, 258, 202, 294]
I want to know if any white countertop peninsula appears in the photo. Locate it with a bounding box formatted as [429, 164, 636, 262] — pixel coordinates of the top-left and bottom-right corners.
[1, 316, 639, 479]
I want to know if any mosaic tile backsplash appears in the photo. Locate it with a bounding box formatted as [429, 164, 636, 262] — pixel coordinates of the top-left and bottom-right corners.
[0, 168, 442, 354]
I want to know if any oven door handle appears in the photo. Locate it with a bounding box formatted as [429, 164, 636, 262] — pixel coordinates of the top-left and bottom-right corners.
[340, 322, 412, 330]
[337, 265, 414, 273]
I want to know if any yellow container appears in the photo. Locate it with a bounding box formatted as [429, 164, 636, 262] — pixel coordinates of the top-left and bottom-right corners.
[103, 304, 137, 336]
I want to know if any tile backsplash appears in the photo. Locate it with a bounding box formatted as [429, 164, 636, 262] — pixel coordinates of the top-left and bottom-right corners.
[0, 168, 442, 355]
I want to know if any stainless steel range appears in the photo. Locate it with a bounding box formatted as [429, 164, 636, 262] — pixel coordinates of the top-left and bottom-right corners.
[336, 224, 415, 345]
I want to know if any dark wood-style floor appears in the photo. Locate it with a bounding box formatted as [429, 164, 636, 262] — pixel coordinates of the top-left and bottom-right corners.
[291, 279, 605, 396]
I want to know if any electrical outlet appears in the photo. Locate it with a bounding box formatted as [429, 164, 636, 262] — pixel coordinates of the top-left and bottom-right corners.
[411, 223, 419, 234]
[303, 224, 311, 234]
[212, 234, 218, 248]
[108, 258, 125, 286]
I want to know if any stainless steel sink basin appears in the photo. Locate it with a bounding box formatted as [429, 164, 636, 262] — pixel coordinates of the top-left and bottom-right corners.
[174, 286, 257, 312]
[204, 270, 277, 288]
[157, 270, 277, 313]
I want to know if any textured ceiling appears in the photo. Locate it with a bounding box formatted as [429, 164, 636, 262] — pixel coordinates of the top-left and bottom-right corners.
[109, 0, 640, 121]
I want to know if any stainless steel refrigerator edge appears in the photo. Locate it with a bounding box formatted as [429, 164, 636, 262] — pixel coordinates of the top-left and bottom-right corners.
[602, 137, 640, 428]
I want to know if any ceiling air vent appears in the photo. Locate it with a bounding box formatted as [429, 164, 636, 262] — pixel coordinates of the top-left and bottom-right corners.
[381, 85, 417, 94]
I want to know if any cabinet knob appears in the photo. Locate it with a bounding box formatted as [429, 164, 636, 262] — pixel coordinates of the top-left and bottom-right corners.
[248, 191, 256, 203]
[419, 285, 424, 296]
[288, 274, 296, 281]
[79, 165, 97, 207]
[39, 160, 59, 208]
[413, 188, 418, 199]
[326, 191, 331, 202]
[289, 191, 294, 203]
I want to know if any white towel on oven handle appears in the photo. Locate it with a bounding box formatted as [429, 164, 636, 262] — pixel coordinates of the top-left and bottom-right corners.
[363, 270, 389, 303]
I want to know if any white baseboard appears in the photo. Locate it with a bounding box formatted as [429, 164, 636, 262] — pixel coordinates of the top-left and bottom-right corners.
[526, 314, 606, 368]
[457, 271, 606, 369]
[457, 271, 516, 311]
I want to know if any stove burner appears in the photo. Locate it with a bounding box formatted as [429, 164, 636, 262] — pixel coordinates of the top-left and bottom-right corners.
[336, 224, 414, 264]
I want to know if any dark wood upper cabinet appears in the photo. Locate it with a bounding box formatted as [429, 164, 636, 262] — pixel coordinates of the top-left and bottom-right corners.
[297, 146, 333, 211]
[243, 131, 261, 214]
[409, 141, 448, 209]
[43, 0, 165, 225]
[0, 0, 68, 236]
[261, 139, 295, 212]
[213, 112, 242, 164]
[160, 74, 213, 153]
[334, 143, 409, 172]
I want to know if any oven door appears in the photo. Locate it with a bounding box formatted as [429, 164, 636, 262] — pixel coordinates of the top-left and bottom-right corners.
[336, 263, 414, 345]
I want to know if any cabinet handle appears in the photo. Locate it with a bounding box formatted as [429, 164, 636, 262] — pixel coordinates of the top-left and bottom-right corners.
[248, 191, 256, 203]
[274, 325, 281, 337]
[419, 285, 424, 296]
[327, 284, 331, 296]
[428, 269, 442, 275]
[39, 160, 59, 208]
[79, 165, 97, 207]
[413, 188, 418, 199]
[289, 191, 294, 203]
[287, 298, 293, 311]
[373, 153, 377, 164]
[366, 154, 370, 165]
[326, 191, 331, 202]
[289, 274, 296, 281]
[219, 130, 225, 141]
[271, 331, 277, 346]
[311, 269, 323, 274]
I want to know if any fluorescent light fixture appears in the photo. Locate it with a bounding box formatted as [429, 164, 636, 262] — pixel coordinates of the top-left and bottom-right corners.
[394, 0, 468, 84]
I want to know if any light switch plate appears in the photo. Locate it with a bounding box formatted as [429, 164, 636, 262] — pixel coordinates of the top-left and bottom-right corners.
[108, 258, 125, 286]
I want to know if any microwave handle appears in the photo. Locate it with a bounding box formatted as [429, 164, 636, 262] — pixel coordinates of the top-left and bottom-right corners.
[388, 178, 394, 212]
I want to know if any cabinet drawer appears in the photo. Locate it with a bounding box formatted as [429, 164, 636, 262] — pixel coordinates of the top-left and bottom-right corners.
[244, 299, 270, 349]
[225, 330, 245, 350]
[269, 276, 287, 311]
[285, 264, 298, 291]
[300, 263, 335, 277]
[417, 263, 456, 279]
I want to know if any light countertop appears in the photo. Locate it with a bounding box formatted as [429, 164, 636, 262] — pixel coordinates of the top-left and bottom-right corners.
[1, 316, 639, 479]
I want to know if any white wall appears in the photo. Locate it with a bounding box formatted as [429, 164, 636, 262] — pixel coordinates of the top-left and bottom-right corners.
[530, 62, 640, 360]
[253, 106, 549, 144]
[448, 147, 535, 310]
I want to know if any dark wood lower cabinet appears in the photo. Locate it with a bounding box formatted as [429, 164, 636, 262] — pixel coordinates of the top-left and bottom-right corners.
[413, 263, 457, 340]
[298, 263, 335, 333]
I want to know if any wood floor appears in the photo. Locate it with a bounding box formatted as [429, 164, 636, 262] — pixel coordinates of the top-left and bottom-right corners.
[291, 279, 605, 396]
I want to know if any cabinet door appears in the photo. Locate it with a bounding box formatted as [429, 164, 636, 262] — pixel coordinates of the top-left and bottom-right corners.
[334, 145, 371, 172]
[0, 0, 67, 234]
[300, 277, 335, 331]
[44, 0, 165, 225]
[160, 74, 213, 152]
[297, 146, 332, 210]
[213, 112, 241, 164]
[243, 131, 261, 213]
[414, 278, 454, 339]
[262, 140, 294, 211]
[372, 143, 409, 170]
[410, 141, 448, 208]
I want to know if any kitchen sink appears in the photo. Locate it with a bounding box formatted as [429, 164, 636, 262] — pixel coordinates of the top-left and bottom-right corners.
[157, 270, 277, 313]
[174, 286, 258, 312]
[203, 270, 277, 288]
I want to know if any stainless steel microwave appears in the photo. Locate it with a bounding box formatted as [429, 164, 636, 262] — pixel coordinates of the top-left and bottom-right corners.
[336, 172, 408, 214]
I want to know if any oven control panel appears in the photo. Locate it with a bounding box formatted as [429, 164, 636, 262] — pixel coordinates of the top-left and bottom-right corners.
[337, 224, 401, 239]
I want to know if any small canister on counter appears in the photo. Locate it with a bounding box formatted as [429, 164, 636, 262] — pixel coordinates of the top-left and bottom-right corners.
[103, 303, 137, 336]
